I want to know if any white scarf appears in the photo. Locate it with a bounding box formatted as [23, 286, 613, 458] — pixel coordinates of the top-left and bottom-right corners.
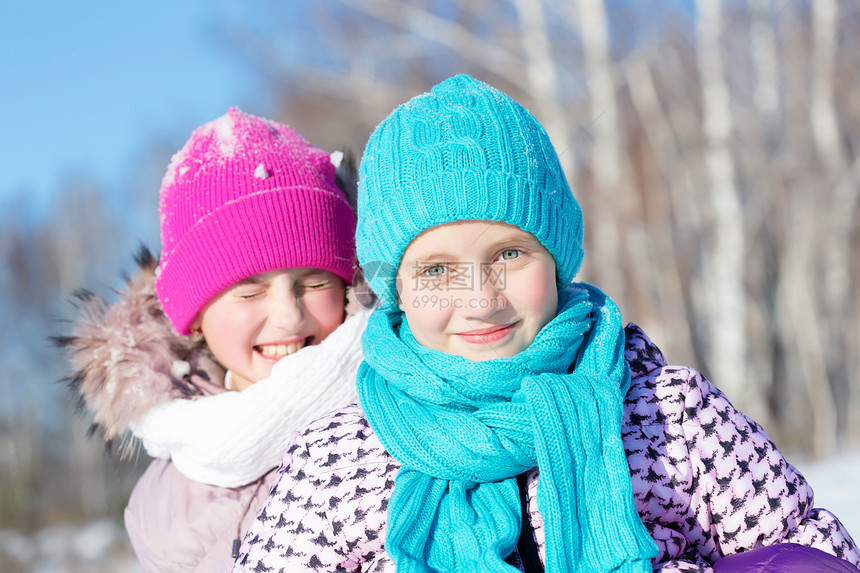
[129, 310, 369, 488]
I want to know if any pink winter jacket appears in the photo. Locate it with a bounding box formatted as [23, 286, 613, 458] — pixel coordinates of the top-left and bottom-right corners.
[233, 323, 860, 573]
[125, 458, 277, 572]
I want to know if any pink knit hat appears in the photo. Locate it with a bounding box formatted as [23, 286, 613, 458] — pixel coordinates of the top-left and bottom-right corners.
[155, 107, 356, 335]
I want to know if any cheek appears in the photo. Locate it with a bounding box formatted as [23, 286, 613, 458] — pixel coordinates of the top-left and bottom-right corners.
[203, 303, 254, 333]
[199, 305, 255, 365]
[401, 296, 450, 348]
[534, 274, 559, 329]
[396, 273, 450, 350]
[517, 265, 558, 331]
[305, 287, 347, 341]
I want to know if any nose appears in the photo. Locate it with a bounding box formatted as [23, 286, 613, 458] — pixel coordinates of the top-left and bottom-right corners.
[459, 264, 504, 320]
[269, 288, 305, 331]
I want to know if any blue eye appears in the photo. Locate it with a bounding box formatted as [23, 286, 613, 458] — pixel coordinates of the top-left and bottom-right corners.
[499, 249, 521, 261]
[424, 265, 447, 277]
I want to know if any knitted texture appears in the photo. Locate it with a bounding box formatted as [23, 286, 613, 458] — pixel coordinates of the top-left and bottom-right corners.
[356, 284, 658, 572]
[155, 107, 356, 334]
[357, 74, 583, 307]
[233, 324, 860, 571]
[130, 310, 368, 487]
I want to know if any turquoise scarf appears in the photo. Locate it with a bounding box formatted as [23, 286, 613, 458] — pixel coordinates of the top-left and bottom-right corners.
[356, 283, 657, 572]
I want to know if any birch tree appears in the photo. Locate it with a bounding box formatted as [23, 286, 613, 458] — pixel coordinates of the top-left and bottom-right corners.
[226, 0, 860, 455]
[811, 0, 859, 444]
[570, 0, 625, 299]
[693, 0, 749, 405]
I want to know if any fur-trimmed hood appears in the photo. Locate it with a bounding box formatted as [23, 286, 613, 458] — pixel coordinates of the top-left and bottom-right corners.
[57, 150, 371, 486]
[57, 247, 370, 487]
[57, 247, 226, 449]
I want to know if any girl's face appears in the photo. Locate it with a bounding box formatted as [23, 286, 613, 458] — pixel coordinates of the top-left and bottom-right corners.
[192, 268, 346, 391]
[396, 221, 558, 362]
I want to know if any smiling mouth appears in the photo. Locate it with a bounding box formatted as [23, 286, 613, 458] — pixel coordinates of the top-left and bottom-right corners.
[256, 337, 309, 358]
[455, 323, 517, 344]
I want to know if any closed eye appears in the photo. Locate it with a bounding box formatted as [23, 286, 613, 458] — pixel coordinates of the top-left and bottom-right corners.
[237, 290, 264, 300]
[300, 280, 331, 290]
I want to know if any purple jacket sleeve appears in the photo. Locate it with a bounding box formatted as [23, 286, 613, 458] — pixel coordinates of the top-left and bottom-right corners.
[713, 543, 860, 573]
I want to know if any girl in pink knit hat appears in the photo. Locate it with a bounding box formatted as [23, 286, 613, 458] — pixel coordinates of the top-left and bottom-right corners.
[59, 107, 371, 572]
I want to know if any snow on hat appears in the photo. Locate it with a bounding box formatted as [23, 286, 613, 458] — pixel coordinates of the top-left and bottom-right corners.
[356, 74, 583, 307]
[155, 107, 356, 335]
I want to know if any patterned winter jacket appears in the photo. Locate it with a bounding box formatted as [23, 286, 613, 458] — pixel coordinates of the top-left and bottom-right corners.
[233, 323, 860, 573]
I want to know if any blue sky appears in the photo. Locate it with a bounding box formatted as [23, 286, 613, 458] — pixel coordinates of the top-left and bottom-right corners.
[0, 0, 698, 220]
[0, 0, 267, 215]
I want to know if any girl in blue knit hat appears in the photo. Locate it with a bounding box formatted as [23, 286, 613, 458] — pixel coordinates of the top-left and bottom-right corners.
[233, 76, 860, 573]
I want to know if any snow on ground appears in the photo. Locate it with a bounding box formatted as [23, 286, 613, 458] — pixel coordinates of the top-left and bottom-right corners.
[0, 452, 858, 572]
[0, 518, 141, 573]
[793, 449, 860, 539]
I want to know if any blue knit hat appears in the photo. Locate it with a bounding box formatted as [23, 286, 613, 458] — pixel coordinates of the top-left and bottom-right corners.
[357, 74, 583, 306]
